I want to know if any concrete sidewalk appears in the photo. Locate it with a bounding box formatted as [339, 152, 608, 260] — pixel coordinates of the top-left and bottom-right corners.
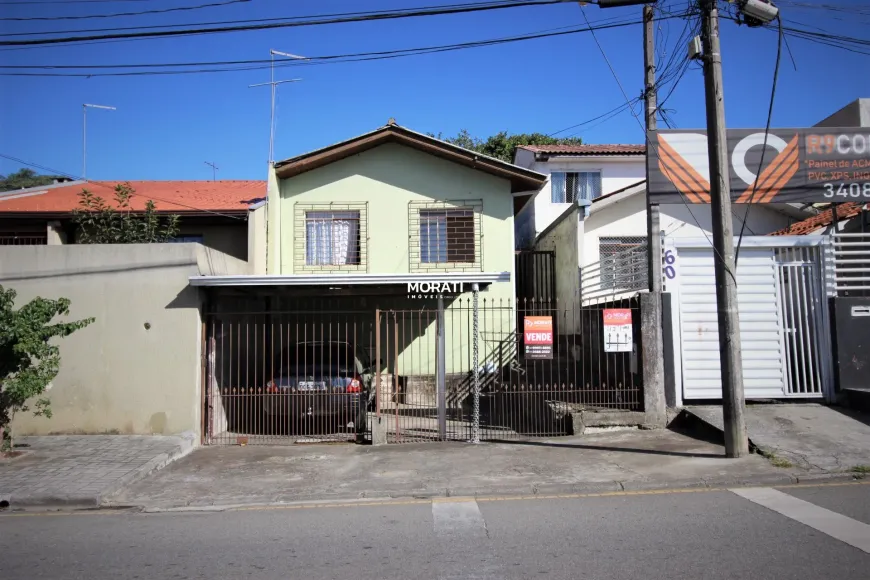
[682, 403, 870, 473]
[105, 427, 863, 512]
[0, 434, 195, 510]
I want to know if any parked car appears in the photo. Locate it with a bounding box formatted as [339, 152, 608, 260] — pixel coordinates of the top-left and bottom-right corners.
[263, 341, 374, 433]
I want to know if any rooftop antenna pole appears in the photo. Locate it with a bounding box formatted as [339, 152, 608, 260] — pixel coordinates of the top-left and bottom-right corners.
[204, 161, 219, 181]
[259, 49, 308, 164]
[82, 103, 116, 181]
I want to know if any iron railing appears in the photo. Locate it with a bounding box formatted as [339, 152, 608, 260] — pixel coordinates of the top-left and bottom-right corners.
[0, 234, 47, 246]
[204, 310, 374, 445]
[375, 297, 642, 443]
[204, 297, 643, 445]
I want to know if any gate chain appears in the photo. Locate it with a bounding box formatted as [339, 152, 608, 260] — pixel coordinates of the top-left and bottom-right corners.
[472, 284, 480, 444]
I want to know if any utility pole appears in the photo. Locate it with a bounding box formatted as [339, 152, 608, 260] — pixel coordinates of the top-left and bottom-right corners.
[204, 161, 219, 181]
[642, 3, 666, 427]
[700, 0, 748, 457]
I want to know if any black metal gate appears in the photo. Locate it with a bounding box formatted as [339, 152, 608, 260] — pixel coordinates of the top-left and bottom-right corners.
[515, 250, 556, 305]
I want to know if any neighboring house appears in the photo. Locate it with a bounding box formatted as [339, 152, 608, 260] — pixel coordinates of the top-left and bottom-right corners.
[0, 179, 266, 266]
[513, 144, 647, 246]
[769, 202, 870, 236]
[530, 177, 809, 310]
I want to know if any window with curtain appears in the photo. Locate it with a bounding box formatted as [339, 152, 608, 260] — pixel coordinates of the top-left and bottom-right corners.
[305, 211, 361, 266]
[419, 208, 475, 264]
[550, 171, 602, 204]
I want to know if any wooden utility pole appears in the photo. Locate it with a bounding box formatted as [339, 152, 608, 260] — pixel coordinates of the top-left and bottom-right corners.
[700, 0, 748, 457]
[642, 3, 666, 427]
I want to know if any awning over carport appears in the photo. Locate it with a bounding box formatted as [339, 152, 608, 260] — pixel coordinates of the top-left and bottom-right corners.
[188, 271, 509, 289]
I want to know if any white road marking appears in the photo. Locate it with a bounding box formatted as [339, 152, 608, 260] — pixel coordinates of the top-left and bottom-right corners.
[432, 500, 487, 538]
[731, 487, 870, 554]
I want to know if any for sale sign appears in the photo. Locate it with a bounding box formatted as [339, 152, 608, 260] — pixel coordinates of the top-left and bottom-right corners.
[603, 309, 633, 353]
[523, 316, 553, 360]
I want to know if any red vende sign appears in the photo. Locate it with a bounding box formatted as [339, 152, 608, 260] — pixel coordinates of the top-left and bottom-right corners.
[523, 316, 553, 359]
[603, 309, 632, 326]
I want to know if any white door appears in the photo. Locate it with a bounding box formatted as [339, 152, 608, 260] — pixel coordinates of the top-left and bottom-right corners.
[677, 247, 787, 400]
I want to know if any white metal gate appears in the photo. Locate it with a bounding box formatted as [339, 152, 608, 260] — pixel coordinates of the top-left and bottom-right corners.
[664, 237, 833, 403]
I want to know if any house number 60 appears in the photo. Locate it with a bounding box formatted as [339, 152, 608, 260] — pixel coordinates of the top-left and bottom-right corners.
[664, 250, 676, 280]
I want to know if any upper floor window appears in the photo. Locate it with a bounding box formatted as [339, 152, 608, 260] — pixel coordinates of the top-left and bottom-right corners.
[599, 236, 647, 290]
[410, 200, 481, 272]
[305, 210, 361, 266]
[419, 208, 475, 264]
[551, 171, 601, 204]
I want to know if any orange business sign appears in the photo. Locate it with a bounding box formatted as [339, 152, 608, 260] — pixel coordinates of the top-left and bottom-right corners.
[648, 128, 870, 204]
[523, 316, 553, 360]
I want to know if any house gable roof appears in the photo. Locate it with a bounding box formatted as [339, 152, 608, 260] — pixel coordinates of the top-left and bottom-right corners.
[273, 123, 547, 193]
[0, 180, 266, 216]
[768, 202, 868, 236]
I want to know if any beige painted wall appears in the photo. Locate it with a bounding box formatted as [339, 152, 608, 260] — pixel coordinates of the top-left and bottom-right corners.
[177, 223, 247, 262]
[1, 244, 248, 437]
[273, 142, 519, 373]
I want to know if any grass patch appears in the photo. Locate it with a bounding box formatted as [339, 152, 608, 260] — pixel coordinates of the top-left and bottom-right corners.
[757, 447, 794, 469]
[851, 465, 870, 476]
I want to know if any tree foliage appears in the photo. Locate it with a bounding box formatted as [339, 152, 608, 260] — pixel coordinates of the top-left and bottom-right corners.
[0, 286, 93, 447]
[429, 130, 584, 163]
[72, 182, 180, 244]
[0, 169, 66, 192]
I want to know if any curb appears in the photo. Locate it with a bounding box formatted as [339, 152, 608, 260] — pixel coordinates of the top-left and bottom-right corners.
[0, 433, 196, 512]
[105, 471, 868, 514]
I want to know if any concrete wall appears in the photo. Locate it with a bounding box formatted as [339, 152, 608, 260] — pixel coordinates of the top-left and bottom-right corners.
[247, 204, 267, 274]
[1, 244, 248, 437]
[273, 142, 518, 373]
[533, 205, 582, 334]
[512, 152, 646, 237]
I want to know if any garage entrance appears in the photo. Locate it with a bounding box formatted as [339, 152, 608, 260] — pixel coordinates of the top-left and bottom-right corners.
[664, 237, 834, 402]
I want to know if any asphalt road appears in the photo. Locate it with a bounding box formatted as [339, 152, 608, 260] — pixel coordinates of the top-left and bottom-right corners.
[2, 482, 869, 580]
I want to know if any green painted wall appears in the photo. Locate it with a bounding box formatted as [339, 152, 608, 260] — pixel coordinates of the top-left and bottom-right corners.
[271, 142, 518, 375]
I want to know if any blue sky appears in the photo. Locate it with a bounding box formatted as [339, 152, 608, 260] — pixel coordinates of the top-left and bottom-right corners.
[1, 0, 868, 181]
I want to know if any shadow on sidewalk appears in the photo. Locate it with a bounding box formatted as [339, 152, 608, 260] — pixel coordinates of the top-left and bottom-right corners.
[485, 436, 723, 459]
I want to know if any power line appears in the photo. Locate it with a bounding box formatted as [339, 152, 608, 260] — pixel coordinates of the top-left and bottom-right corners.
[0, 153, 249, 220]
[0, 0, 566, 46]
[0, 0, 250, 22]
[0, 15, 682, 77]
[735, 14, 783, 265]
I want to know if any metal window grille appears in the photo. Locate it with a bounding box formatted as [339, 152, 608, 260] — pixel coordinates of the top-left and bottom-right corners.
[598, 237, 648, 291]
[419, 209, 475, 264]
[305, 211, 361, 266]
[409, 200, 482, 272]
[550, 172, 602, 204]
[294, 203, 368, 273]
[0, 233, 47, 246]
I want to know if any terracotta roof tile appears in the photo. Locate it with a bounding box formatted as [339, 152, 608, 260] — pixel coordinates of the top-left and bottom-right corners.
[768, 202, 867, 236]
[0, 180, 265, 214]
[518, 144, 646, 156]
